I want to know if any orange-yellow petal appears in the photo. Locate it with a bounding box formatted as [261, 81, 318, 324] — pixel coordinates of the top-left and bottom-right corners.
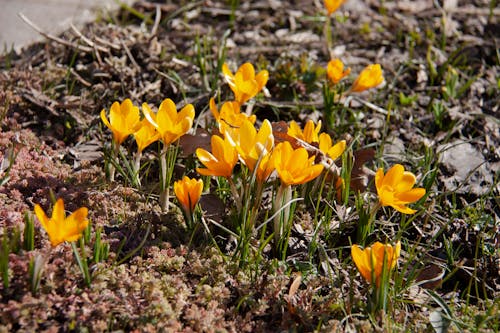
[351, 64, 384, 93]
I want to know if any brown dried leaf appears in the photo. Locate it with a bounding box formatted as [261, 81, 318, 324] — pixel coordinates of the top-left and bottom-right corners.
[178, 128, 212, 157]
[350, 148, 375, 192]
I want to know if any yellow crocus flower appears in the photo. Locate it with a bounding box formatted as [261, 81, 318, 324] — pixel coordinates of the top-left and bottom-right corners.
[288, 120, 322, 144]
[327, 59, 351, 84]
[196, 135, 238, 178]
[34, 199, 89, 247]
[350, 64, 384, 93]
[351, 241, 401, 287]
[133, 119, 159, 153]
[100, 99, 141, 145]
[272, 141, 324, 186]
[222, 62, 269, 105]
[318, 133, 346, 160]
[142, 98, 195, 146]
[174, 176, 203, 215]
[209, 98, 256, 138]
[375, 164, 426, 214]
[324, 0, 346, 15]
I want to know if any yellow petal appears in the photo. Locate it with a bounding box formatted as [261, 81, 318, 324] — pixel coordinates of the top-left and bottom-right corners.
[209, 97, 220, 121]
[255, 70, 269, 90]
[327, 140, 346, 160]
[351, 244, 372, 283]
[394, 171, 417, 192]
[351, 64, 384, 93]
[384, 164, 405, 189]
[34, 204, 50, 232]
[52, 199, 66, 223]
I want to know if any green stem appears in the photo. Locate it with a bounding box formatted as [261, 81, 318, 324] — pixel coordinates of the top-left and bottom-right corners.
[71, 240, 91, 287]
[109, 140, 120, 182]
[228, 177, 242, 212]
[273, 183, 292, 249]
[159, 145, 169, 212]
[133, 150, 142, 187]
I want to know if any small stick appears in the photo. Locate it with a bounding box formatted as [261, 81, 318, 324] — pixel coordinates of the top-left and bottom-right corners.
[120, 39, 140, 71]
[349, 96, 389, 115]
[94, 36, 121, 50]
[150, 4, 162, 37]
[18, 12, 93, 53]
[70, 68, 92, 87]
[70, 23, 109, 53]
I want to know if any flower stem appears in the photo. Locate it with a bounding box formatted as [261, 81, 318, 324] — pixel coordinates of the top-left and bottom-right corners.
[133, 150, 142, 187]
[108, 140, 120, 182]
[71, 240, 91, 287]
[273, 183, 292, 249]
[228, 177, 242, 212]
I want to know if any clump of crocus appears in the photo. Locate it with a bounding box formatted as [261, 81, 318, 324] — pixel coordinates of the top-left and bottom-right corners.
[174, 176, 203, 231]
[34, 198, 92, 286]
[324, 0, 346, 15]
[351, 241, 401, 313]
[100, 99, 141, 181]
[351, 241, 401, 287]
[34, 198, 89, 247]
[350, 64, 384, 93]
[222, 62, 269, 105]
[375, 164, 426, 214]
[327, 59, 351, 84]
[271, 141, 324, 254]
[143, 98, 195, 212]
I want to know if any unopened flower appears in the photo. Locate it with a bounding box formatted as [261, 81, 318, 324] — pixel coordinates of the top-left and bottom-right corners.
[272, 141, 324, 186]
[100, 99, 141, 145]
[350, 64, 384, 93]
[142, 98, 195, 146]
[174, 176, 203, 215]
[134, 119, 159, 153]
[288, 120, 322, 144]
[351, 241, 401, 287]
[196, 135, 238, 178]
[376, 164, 426, 214]
[318, 133, 346, 160]
[324, 0, 346, 15]
[222, 62, 269, 105]
[209, 98, 256, 138]
[34, 199, 89, 247]
[327, 59, 351, 84]
[226, 119, 274, 173]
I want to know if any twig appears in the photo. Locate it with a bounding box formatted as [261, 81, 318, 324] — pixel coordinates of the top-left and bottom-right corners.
[70, 23, 109, 53]
[69, 68, 92, 87]
[349, 96, 389, 115]
[120, 39, 140, 71]
[18, 12, 93, 53]
[150, 4, 162, 37]
[94, 36, 121, 50]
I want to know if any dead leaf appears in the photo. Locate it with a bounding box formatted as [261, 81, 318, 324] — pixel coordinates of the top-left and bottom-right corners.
[178, 128, 212, 157]
[350, 148, 375, 192]
[438, 140, 493, 195]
